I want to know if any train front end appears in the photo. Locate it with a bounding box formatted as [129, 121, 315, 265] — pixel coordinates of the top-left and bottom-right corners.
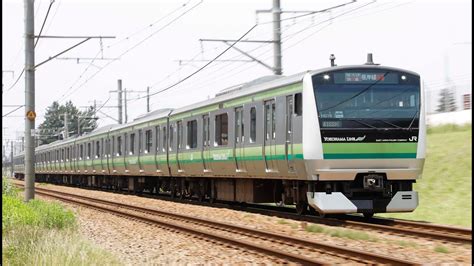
[302, 65, 425, 216]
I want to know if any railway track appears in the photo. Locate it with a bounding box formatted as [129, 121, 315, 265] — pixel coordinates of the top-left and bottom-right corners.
[14, 181, 471, 245]
[24, 185, 419, 265]
[227, 204, 472, 244]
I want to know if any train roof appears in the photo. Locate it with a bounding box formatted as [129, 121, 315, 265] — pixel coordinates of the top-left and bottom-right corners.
[172, 70, 307, 116]
[26, 64, 420, 154]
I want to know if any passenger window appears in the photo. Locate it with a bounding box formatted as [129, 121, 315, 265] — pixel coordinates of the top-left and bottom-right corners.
[177, 121, 183, 150]
[145, 130, 152, 153]
[162, 127, 167, 152]
[215, 113, 228, 146]
[169, 125, 174, 151]
[138, 130, 143, 153]
[295, 93, 302, 116]
[250, 107, 256, 143]
[117, 136, 122, 156]
[87, 143, 91, 159]
[96, 141, 100, 158]
[130, 133, 135, 155]
[187, 120, 198, 149]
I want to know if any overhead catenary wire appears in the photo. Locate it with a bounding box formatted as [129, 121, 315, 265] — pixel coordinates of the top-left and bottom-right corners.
[2, 105, 24, 117]
[157, 2, 373, 100]
[35, 0, 55, 48]
[57, 0, 203, 102]
[5, 0, 56, 93]
[142, 24, 259, 99]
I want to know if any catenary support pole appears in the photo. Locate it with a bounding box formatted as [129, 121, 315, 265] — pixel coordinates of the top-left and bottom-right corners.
[24, 0, 35, 201]
[124, 88, 128, 123]
[64, 113, 69, 139]
[118, 80, 123, 124]
[272, 0, 282, 75]
[147, 86, 150, 113]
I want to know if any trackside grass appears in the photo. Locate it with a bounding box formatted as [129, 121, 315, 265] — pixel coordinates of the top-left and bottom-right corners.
[380, 124, 472, 227]
[2, 178, 121, 265]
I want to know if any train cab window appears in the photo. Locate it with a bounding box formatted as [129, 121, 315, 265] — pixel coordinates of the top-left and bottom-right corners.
[250, 107, 256, 143]
[95, 141, 100, 158]
[187, 120, 197, 149]
[130, 133, 135, 155]
[295, 93, 302, 116]
[215, 113, 228, 146]
[117, 136, 122, 156]
[145, 130, 152, 153]
[87, 143, 91, 159]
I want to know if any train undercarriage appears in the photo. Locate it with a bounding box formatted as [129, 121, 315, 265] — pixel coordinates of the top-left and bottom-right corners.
[14, 172, 416, 217]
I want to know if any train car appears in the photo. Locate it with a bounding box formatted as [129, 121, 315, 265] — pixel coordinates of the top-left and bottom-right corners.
[14, 55, 425, 217]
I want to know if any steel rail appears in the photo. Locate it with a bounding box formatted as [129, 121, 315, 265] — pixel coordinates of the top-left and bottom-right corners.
[28, 185, 418, 265]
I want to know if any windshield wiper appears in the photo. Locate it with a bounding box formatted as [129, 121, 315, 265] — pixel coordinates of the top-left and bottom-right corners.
[407, 109, 419, 130]
[346, 119, 377, 129]
[373, 119, 402, 129]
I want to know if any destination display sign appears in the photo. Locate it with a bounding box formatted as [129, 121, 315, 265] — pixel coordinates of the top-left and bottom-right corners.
[334, 72, 399, 84]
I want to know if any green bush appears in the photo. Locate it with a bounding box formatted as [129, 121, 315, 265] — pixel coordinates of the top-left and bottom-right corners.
[2, 178, 119, 265]
[2, 195, 76, 232]
[2, 178, 19, 197]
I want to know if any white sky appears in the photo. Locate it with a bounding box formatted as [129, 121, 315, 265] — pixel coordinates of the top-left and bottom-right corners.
[2, 0, 472, 147]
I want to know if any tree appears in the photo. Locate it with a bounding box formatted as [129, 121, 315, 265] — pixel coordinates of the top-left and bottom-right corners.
[38, 101, 98, 145]
[436, 88, 457, 113]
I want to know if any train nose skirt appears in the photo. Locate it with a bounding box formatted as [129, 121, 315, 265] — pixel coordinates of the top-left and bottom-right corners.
[307, 191, 418, 214]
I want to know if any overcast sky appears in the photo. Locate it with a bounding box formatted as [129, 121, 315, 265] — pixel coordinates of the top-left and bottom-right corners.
[2, 0, 472, 146]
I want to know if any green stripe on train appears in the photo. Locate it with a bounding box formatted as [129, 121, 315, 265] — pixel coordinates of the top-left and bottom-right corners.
[324, 153, 417, 159]
[323, 143, 417, 153]
[322, 142, 417, 159]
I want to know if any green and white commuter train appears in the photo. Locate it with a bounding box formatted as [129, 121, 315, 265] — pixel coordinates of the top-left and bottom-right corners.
[14, 55, 425, 216]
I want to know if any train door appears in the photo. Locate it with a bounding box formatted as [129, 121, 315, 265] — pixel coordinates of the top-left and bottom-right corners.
[164, 125, 170, 174]
[264, 100, 278, 172]
[234, 107, 246, 172]
[176, 121, 183, 172]
[104, 137, 110, 174]
[138, 129, 144, 172]
[202, 114, 211, 172]
[154, 126, 161, 172]
[286, 95, 296, 172]
[123, 133, 128, 172]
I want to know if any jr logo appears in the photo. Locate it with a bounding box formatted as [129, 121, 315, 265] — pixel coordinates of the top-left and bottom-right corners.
[409, 136, 418, 142]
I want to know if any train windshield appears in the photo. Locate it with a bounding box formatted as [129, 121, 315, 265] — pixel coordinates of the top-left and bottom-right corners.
[312, 69, 420, 129]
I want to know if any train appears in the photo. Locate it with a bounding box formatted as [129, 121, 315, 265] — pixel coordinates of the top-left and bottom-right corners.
[13, 54, 425, 217]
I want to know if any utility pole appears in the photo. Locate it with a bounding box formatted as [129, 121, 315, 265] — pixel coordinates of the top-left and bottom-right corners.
[198, 1, 354, 76]
[108, 79, 124, 124]
[61, 113, 69, 139]
[24, 0, 35, 201]
[124, 88, 128, 123]
[147, 86, 150, 113]
[272, 0, 282, 75]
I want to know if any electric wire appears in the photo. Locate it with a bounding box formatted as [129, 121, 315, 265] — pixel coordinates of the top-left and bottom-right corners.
[57, 0, 203, 102]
